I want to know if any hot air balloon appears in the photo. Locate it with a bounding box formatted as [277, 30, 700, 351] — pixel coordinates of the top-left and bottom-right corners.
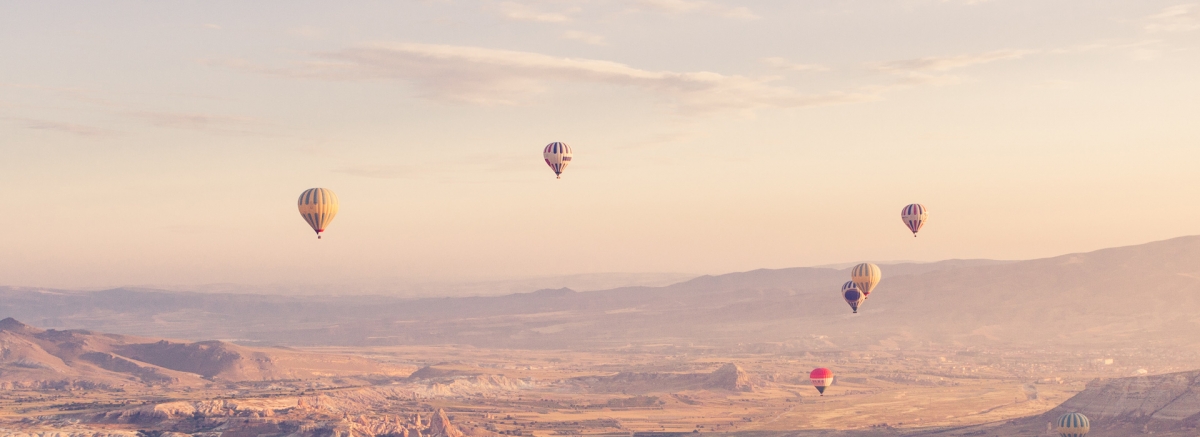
[851, 263, 882, 297]
[810, 368, 834, 395]
[298, 188, 339, 239]
[1056, 412, 1089, 437]
[543, 142, 572, 179]
[901, 204, 928, 237]
[842, 281, 865, 313]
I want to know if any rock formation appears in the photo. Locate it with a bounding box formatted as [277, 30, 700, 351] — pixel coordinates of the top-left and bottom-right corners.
[1036, 370, 1200, 434]
[0, 318, 395, 387]
[707, 363, 754, 392]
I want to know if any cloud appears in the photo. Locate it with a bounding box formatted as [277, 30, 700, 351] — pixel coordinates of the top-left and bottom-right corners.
[129, 111, 265, 134]
[619, 130, 708, 150]
[334, 164, 423, 179]
[873, 49, 1034, 73]
[290, 26, 329, 39]
[939, 0, 993, 5]
[626, 0, 759, 20]
[562, 30, 607, 46]
[899, 0, 993, 6]
[762, 57, 829, 72]
[1145, 4, 1200, 33]
[4, 117, 116, 137]
[336, 152, 535, 179]
[866, 49, 1035, 87]
[254, 42, 872, 112]
[493, 1, 576, 22]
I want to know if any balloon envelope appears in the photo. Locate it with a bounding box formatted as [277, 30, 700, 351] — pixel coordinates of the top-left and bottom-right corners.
[543, 142, 573, 179]
[842, 281, 864, 313]
[901, 204, 928, 236]
[810, 368, 834, 395]
[1057, 413, 1089, 437]
[298, 188, 339, 239]
[851, 263, 882, 297]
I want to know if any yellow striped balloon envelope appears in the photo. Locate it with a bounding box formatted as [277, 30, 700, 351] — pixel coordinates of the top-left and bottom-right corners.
[298, 188, 339, 239]
[851, 263, 882, 297]
[1056, 412, 1089, 437]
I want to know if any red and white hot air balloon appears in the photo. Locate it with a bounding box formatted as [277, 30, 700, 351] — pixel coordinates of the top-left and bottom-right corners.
[810, 368, 834, 395]
[901, 203, 928, 237]
[543, 142, 572, 179]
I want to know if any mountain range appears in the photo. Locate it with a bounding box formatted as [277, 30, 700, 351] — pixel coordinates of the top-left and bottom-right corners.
[3, 236, 1200, 351]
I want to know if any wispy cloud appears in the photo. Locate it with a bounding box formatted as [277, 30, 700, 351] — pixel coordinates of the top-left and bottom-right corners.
[336, 152, 534, 179]
[861, 49, 1039, 88]
[4, 117, 116, 137]
[938, 0, 994, 5]
[334, 164, 423, 179]
[129, 111, 265, 134]
[492, 1, 577, 22]
[626, 0, 759, 20]
[619, 130, 708, 150]
[1145, 4, 1200, 33]
[900, 0, 994, 6]
[873, 49, 1034, 73]
[290, 26, 329, 39]
[246, 42, 871, 112]
[762, 57, 829, 72]
[562, 30, 607, 46]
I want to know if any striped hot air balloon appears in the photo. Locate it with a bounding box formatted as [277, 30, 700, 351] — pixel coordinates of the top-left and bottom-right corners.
[842, 281, 865, 314]
[1056, 413, 1089, 437]
[810, 368, 834, 395]
[298, 188, 339, 239]
[901, 204, 928, 237]
[543, 142, 573, 179]
[851, 263, 882, 297]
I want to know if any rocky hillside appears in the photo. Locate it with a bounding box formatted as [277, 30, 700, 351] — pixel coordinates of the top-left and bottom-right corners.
[1045, 370, 1200, 434]
[958, 370, 1200, 436]
[0, 318, 399, 388]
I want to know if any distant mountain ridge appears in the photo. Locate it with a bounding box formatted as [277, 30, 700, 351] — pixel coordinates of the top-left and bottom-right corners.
[2, 236, 1199, 350]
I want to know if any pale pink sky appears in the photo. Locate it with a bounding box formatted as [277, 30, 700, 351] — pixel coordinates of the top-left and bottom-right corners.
[1, 1, 1198, 291]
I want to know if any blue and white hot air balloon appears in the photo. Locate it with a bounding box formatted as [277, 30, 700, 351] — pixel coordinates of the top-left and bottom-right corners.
[543, 142, 573, 179]
[842, 281, 865, 313]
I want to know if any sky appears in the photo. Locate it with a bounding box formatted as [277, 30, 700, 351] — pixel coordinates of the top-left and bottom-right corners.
[1, 0, 1199, 292]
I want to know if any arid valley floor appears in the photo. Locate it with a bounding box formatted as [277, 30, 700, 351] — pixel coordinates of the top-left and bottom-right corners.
[3, 323, 1195, 437]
